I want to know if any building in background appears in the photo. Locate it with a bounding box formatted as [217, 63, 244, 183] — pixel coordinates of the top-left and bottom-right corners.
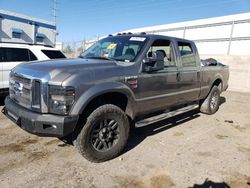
[122, 13, 250, 92]
[0, 9, 56, 46]
[123, 13, 250, 56]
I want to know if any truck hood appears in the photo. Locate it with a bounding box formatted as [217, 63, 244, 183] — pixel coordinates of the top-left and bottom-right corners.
[13, 58, 118, 83]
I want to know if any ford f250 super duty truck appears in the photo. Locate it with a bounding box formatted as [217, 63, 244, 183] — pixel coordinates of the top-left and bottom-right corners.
[3, 34, 229, 162]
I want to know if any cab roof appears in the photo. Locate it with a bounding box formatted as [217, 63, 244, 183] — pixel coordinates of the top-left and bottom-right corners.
[107, 33, 193, 44]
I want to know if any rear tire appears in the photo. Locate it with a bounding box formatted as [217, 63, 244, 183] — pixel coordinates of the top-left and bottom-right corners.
[200, 86, 220, 115]
[74, 104, 129, 162]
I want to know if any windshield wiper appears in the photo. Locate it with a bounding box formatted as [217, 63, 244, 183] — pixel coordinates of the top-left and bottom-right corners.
[79, 55, 126, 62]
[82, 56, 115, 61]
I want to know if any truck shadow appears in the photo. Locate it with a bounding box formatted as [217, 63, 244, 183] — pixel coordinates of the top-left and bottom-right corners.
[123, 109, 200, 155]
[123, 96, 226, 155]
[220, 96, 226, 105]
[189, 178, 230, 188]
[0, 96, 6, 106]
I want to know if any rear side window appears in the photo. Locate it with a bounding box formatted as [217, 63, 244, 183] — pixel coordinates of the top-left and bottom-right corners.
[41, 50, 66, 59]
[178, 42, 193, 56]
[3, 48, 37, 62]
[178, 42, 196, 67]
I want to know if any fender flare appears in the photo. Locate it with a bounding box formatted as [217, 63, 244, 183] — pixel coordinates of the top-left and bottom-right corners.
[70, 82, 137, 118]
[211, 74, 223, 89]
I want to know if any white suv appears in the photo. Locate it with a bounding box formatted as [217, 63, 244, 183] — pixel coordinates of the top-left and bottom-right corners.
[0, 43, 66, 96]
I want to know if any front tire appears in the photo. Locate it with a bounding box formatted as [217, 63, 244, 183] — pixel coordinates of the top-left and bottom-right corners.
[200, 86, 220, 115]
[74, 104, 129, 162]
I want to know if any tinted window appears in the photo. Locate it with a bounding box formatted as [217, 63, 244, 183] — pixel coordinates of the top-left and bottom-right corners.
[5, 48, 30, 62]
[12, 33, 21, 39]
[41, 50, 66, 59]
[28, 50, 38, 61]
[178, 42, 193, 56]
[36, 37, 44, 43]
[0, 48, 5, 62]
[147, 39, 176, 67]
[0, 48, 38, 62]
[178, 42, 196, 67]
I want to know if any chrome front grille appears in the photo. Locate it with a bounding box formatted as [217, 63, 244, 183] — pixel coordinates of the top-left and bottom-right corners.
[9, 73, 41, 110]
[11, 75, 30, 85]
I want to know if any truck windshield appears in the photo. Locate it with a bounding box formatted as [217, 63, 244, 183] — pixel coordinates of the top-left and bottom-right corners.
[79, 36, 148, 62]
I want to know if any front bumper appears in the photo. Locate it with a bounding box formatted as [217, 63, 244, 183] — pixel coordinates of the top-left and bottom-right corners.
[3, 96, 79, 137]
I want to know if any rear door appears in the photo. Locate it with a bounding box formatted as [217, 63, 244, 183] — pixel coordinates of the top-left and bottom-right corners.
[176, 41, 200, 103]
[2, 47, 37, 88]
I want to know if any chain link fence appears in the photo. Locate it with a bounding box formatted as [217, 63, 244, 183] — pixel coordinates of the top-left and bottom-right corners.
[61, 39, 97, 58]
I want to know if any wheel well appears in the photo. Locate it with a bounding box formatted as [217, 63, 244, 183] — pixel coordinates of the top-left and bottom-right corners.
[68, 92, 130, 142]
[81, 92, 129, 118]
[212, 79, 223, 92]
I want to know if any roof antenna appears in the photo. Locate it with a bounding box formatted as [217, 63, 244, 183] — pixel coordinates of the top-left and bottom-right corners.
[51, 0, 58, 46]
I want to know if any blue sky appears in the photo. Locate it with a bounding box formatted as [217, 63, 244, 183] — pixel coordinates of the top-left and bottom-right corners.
[1, 0, 250, 42]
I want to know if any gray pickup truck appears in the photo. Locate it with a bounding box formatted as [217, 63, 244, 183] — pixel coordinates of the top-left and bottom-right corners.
[4, 34, 229, 162]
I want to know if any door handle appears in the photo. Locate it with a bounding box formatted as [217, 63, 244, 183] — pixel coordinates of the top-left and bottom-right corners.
[125, 76, 138, 89]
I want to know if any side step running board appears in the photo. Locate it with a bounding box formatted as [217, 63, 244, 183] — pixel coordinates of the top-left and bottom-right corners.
[135, 104, 199, 127]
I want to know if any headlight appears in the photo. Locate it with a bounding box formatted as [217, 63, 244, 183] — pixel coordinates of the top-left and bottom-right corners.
[49, 85, 75, 115]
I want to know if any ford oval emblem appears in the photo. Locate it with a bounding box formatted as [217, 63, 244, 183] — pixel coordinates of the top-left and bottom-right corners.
[13, 82, 23, 94]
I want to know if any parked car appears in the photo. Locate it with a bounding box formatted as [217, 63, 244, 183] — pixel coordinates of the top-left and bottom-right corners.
[3, 34, 229, 162]
[0, 43, 66, 96]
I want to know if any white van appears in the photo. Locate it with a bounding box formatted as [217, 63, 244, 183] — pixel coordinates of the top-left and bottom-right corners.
[0, 43, 66, 96]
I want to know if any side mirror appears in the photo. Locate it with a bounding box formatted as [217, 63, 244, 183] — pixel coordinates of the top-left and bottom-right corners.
[143, 51, 164, 72]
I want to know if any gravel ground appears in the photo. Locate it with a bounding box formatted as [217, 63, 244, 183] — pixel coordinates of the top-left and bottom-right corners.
[0, 91, 250, 188]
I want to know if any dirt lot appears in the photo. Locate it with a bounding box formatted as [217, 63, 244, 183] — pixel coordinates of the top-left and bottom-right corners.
[0, 91, 250, 188]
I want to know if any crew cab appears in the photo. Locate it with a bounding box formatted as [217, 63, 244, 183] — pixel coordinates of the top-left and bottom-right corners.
[3, 34, 229, 162]
[0, 43, 66, 96]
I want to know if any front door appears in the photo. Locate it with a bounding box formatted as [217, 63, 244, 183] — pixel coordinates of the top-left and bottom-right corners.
[136, 39, 181, 114]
